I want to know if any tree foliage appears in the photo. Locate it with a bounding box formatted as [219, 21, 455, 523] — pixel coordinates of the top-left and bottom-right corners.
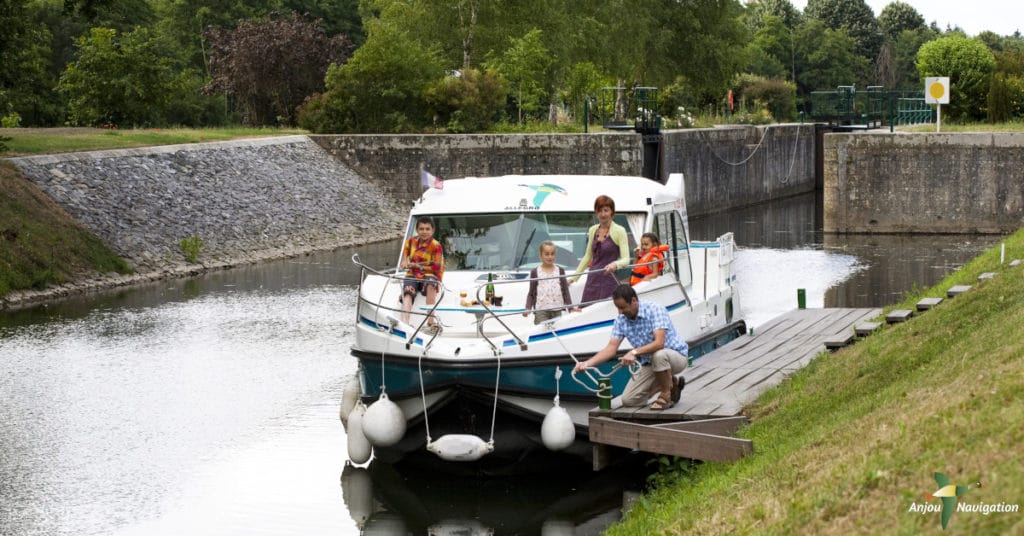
[424, 68, 506, 132]
[744, 0, 801, 33]
[804, 0, 883, 62]
[917, 35, 997, 121]
[205, 13, 352, 126]
[794, 20, 868, 97]
[484, 28, 553, 122]
[299, 14, 445, 133]
[877, 1, 925, 41]
[58, 27, 179, 126]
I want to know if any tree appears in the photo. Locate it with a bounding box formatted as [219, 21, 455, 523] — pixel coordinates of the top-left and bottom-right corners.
[0, 0, 59, 125]
[916, 36, 997, 121]
[747, 15, 794, 81]
[299, 15, 445, 132]
[794, 20, 868, 96]
[744, 0, 801, 33]
[877, 1, 925, 41]
[281, 0, 363, 44]
[58, 27, 179, 126]
[205, 13, 353, 126]
[804, 0, 883, 62]
[484, 28, 553, 122]
[424, 68, 506, 132]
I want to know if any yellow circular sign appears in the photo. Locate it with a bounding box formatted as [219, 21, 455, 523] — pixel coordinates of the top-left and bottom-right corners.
[929, 81, 946, 100]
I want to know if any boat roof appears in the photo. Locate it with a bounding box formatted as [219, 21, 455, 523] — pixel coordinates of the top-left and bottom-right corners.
[412, 174, 683, 215]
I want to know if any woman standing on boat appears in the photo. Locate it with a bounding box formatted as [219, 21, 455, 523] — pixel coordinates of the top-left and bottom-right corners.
[574, 195, 630, 304]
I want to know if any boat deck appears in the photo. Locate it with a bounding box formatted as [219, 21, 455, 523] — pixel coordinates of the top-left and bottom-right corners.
[595, 307, 882, 421]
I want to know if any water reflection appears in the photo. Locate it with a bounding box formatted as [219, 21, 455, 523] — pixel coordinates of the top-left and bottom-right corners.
[0, 195, 1003, 536]
[342, 458, 648, 535]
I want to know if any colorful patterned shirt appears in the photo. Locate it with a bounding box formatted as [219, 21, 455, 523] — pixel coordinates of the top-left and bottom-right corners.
[611, 301, 688, 364]
[404, 236, 444, 280]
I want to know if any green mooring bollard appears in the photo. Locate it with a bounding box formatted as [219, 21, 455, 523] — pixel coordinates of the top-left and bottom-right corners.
[597, 378, 611, 410]
[797, 288, 806, 309]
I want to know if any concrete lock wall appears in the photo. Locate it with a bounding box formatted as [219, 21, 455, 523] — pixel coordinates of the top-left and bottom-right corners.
[312, 124, 817, 217]
[823, 133, 1024, 234]
[8, 127, 816, 274]
[310, 133, 644, 205]
[662, 124, 815, 215]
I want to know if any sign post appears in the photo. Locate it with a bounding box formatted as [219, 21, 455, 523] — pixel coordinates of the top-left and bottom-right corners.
[924, 77, 950, 132]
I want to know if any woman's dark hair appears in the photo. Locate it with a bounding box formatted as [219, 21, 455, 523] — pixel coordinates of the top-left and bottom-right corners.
[593, 195, 615, 213]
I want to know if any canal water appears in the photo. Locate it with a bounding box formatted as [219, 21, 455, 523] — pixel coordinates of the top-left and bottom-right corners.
[0, 193, 1000, 535]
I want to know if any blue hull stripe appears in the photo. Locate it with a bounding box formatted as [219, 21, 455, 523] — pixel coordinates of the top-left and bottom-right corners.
[501, 298, 688, 347]
[359, 316, 424, 346]
[361, 297, 690, 350]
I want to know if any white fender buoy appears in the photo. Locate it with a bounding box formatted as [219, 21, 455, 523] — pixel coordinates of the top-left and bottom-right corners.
[339, 375, 361, 427]
[346, 401, 372, 464]
[361, 393, 407, 448]
[427, 434, 493, 462]
[340, 463, 373, 527]
[541, 400, 576, 451]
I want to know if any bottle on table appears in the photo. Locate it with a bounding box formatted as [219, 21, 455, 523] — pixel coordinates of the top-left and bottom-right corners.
[485, 273, 495, 303]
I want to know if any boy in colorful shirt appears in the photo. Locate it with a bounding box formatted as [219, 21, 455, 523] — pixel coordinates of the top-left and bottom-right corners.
[400, 216, 444, 327]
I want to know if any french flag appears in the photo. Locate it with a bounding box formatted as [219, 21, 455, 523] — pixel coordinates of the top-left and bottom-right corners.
[421, 169, 444, 190]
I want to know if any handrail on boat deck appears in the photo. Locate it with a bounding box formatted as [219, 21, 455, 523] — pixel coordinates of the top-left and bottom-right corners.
[352, 245, 729, 348]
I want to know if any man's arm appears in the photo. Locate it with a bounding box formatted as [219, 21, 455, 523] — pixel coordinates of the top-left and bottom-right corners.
[619, 329, 666, 365]
[574, 337, 623, 372]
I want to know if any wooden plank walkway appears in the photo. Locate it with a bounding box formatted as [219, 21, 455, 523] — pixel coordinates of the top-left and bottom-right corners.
[595, 307, 882, 421]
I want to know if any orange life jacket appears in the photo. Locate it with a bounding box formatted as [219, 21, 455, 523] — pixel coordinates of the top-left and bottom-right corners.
[630, 244, 669, 285]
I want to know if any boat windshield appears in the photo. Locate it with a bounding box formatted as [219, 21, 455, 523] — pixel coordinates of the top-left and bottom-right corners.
[413, 212, 639, 271]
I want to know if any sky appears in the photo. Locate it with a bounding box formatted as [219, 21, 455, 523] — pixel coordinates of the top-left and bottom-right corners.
[788, 0, 1023, 37]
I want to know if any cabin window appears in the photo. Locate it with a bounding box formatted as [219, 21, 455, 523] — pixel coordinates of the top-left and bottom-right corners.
[653, 211, 693, 286]
[410, 212, 639, 271]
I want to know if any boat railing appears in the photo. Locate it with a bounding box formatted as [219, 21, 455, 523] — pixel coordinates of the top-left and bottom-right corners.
[352, 250, 700, 348]
[351, 254, 447, 348]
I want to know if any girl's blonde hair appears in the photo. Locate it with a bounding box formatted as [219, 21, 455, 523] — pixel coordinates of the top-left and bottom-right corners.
[539, 240, 556, 253]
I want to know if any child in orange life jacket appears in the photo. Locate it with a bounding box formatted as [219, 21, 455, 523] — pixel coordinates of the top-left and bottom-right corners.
[630, 232, 668, 286]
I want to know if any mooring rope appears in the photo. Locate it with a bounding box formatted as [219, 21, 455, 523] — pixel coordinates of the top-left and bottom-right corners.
[698, 124, 772, 167]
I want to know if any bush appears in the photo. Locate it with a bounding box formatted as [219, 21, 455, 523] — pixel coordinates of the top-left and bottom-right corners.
[424, 68, 506, 133]
[732, 74, 797, 121]
[1, 112, 21, 128]
[179, 234, 204, 263]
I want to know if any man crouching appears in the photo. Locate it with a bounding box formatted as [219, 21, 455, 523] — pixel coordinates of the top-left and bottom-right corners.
[573, 284, 687, 409]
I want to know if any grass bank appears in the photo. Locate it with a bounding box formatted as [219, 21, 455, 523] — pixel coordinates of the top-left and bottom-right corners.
[898, 121, 1024, 133]
[612, 230, 1024, 535]
[0, 126, 307, 156]
[0, 161, 131, 298]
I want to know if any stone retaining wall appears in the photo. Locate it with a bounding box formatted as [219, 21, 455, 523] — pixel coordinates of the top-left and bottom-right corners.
[312, 124, 817, 217]
[663, 124, 815, 215]
[9, 136, 407, 273]
[310, 132, 643, 205]
[823, 133, 1024, 233]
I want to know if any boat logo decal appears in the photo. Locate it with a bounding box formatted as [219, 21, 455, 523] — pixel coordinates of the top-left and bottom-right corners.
[510, 183, 568, 210]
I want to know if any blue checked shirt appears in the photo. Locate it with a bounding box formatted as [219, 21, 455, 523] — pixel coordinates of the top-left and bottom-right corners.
[611, 301, 689, 364]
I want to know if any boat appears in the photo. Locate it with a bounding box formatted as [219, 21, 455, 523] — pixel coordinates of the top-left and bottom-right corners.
[343, 173, 745, 472]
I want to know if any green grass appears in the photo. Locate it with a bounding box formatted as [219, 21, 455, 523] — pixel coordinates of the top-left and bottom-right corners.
[898, 121, 1024, 133]
[0, 161, 132, 297]
[610, 229, 1024, 535]
[0, 126, 307, 156]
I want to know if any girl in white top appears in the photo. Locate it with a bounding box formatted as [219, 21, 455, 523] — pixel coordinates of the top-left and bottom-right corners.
[523, 241, 579, 324]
